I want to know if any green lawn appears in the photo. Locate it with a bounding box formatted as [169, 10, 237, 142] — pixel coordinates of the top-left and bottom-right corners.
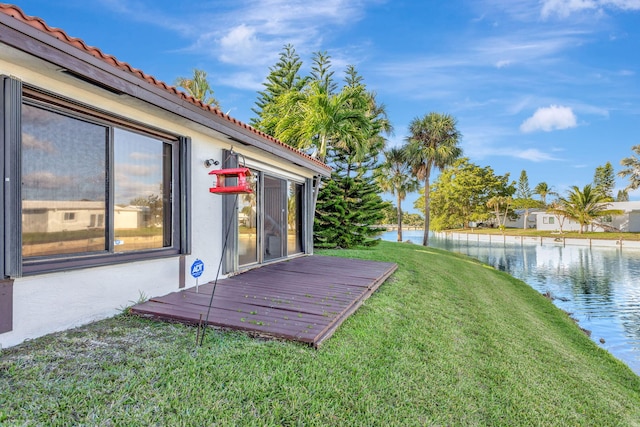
[1, 241, 639, 426]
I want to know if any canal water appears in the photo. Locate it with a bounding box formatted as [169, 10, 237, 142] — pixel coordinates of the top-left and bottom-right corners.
[381, 230, 640, 376]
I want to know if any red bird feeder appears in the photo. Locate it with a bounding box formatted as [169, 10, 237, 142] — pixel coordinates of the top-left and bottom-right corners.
[209, 167, 253, 194]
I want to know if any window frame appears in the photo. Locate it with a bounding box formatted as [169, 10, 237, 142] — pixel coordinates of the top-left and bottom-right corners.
[3, 81, 190, 277]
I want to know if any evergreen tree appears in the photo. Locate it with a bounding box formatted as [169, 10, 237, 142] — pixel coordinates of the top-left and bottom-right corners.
[593, 162, 616, 201]
[513, 170, 541, 229]
[616, 189, 629, 202]
[516, 170, 533, 199]
[314, 147, 385, 248]
[310, 51, 337, 94]
[344, 64, 364, 88]
[313, 177, 348, 248]
[251, 44, 307, 134]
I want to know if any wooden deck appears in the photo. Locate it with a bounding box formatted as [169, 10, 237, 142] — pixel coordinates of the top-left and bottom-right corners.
[130, 255, 397, 347]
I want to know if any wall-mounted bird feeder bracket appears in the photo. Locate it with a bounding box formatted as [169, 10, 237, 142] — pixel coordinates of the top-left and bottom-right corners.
[209, 167, 253, 194]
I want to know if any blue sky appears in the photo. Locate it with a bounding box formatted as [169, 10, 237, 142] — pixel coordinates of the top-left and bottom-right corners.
[13, 0, 640, 212]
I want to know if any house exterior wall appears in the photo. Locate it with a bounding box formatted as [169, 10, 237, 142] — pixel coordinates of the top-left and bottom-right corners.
[536, 203, 640, 233]
[629, 211, 640, 232]
[536, 214, 583, 232]
[0, 25, 324, 348]
[504, 210, 539, 229]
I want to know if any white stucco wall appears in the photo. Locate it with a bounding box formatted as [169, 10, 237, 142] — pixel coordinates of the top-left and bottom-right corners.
[0, 257, 179, 348]
[0, 43, 316, 348]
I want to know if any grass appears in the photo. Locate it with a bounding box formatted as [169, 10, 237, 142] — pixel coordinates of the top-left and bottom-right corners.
[1, 241, 639, 426]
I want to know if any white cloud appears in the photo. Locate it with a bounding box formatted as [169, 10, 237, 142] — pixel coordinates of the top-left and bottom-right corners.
[117, 164, 159, 177]
[129, 152, 160, 161]
[22, 133, 55, 153]
[520, 105, 577, 133]
[218, 72, 264, 91]
[541, 0, 640, 18]
[218, 25, 261, 65]
[512, 148, 560, 161]
[22, 172, 72, 190]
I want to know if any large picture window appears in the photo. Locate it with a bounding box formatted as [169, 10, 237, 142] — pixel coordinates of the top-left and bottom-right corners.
[13, 90, 190, 275]
[22, 104, 108, 257]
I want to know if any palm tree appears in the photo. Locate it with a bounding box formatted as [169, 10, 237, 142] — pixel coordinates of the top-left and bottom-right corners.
[534, 182, 558, 205]
[554, 184, 618, 234]
[619, 145, 640, 191]
[406, 113, 462, 246]
[376, 147, 419, 241]
[269, 81, 371, 164]
[267, 81, 373, 208]
[175, 69, 220, 108]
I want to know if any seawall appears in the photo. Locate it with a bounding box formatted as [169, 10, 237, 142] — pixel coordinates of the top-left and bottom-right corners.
[434, 231, 640, 250]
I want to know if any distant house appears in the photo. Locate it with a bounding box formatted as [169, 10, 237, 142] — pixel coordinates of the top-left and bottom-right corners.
[0, 4, 330, 347]
[536, 201, 640, 232]
[504, 209, 542, 229]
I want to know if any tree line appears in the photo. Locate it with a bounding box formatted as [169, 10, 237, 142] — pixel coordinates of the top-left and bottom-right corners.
[175, 48, 640, 246]
[419, 160, 629, 235]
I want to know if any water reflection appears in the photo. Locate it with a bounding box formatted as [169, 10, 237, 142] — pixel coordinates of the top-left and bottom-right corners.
[382, 230, 640, 375]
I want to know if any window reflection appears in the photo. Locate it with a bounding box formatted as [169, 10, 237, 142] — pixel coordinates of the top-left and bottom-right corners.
[238, 171, 258, 265]
[21, 104, 107, 257]
[288, 182, 303, 255]
[113, 128, 169, 252]
[21, 103, 173, 258]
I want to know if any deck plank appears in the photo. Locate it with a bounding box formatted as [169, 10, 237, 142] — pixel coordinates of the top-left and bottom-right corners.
[130, 255, 397, 346]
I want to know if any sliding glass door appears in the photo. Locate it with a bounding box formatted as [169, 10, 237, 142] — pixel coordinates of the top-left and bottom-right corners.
[238, 172, 258, 266]
[287, 182, 303, 255]
[234, 171, 305, 269]
[263, 175, 286, 261]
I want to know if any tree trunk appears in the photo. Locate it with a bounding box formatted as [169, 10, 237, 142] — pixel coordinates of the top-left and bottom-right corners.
[396, 194, 403, 242]
[422, 174, 431, 246]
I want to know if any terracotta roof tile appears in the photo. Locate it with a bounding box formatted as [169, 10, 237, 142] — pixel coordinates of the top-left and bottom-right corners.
[0, 3, 329, 171]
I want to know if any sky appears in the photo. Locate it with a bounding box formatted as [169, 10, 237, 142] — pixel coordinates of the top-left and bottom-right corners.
[11, 0, 640, 212]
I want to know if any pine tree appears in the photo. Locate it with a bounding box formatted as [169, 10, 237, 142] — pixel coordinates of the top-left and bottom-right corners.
[314, 148, 385, 248]
[313, 177, 348, 248]
[310, 51, 337, 94]
[251, 44, 307, 134]
[593, 162, 615, 201]
[516, 170, 533, 199]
